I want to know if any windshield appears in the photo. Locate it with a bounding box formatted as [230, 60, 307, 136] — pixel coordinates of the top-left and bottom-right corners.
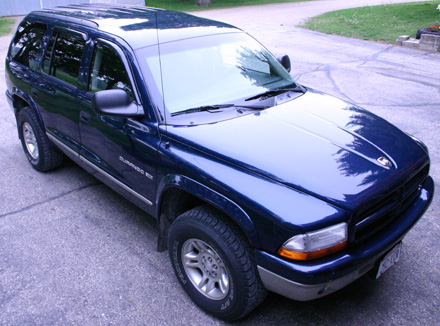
[137, 32, 297, 121]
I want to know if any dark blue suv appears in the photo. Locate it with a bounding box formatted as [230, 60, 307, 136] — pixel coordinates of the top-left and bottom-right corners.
[5, 4, 434, 320]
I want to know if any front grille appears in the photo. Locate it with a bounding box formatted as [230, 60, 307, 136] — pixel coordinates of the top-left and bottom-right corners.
[353, 164, 429, 244]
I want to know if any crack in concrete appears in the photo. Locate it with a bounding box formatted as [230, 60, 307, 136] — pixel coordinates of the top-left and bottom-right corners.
[0, 182, 102, 219]
[296, 45, 440, 100]
[296, 64, 358, 102]
[370, 45, 395, 61]
[324, 67, 359, 103]
[366, 69, 440, 88]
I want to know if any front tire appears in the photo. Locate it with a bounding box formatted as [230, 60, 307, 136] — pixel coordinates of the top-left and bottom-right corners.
[168, 205, 266, 320]
[17, 107, 64, 172]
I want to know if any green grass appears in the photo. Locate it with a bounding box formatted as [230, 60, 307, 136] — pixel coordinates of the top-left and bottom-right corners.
[300, 1, 440, 44]
[145, 0, 314, 12]
[0, 17, 14, 36]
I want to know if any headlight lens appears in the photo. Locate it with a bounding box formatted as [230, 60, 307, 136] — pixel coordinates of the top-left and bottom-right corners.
[278, 222, 348, 261]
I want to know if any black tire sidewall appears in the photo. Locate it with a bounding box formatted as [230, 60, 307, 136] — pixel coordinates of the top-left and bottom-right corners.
[17, 108, 44, 169]
[169, 218, 248, 320]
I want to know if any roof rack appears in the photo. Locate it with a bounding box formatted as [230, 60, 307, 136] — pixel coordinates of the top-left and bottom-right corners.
[30, 4, 162, 29]
[31, 10, 99, 28]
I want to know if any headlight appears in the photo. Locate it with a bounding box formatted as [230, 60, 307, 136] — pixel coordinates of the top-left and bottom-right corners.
[278, 222, 348, 261]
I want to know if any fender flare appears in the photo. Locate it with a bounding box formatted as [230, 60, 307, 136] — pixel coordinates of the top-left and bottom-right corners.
[10, 87, 45, 134]
[156, 174, 261, 248]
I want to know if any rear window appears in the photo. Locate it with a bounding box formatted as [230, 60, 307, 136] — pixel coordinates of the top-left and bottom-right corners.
[10, 21, 47, 70]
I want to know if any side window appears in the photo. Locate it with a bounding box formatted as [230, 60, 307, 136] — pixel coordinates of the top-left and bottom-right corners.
[10, 21, 47, 70]
[43, 30, 86, 87]
[42, 32, 57, 75]
[89, 42, 134, 100]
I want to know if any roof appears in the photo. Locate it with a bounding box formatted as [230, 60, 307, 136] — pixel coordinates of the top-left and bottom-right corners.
[30, 4, 241, 49]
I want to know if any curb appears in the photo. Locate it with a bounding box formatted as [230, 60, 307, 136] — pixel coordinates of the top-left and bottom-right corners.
[396, 34, 440, 52]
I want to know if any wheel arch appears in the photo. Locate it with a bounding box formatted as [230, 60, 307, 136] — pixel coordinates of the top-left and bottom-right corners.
[10, 88, 45, 137]
[156, 174, 261, 252]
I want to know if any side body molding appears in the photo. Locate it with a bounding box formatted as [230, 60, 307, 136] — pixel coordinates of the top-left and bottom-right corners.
[47, 132, 154, 209]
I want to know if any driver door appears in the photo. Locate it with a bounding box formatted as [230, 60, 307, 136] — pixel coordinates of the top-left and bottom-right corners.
[78, 38, 159, 213]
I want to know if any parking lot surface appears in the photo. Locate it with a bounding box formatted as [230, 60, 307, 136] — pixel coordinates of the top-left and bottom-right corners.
[1, 1, 439, 325]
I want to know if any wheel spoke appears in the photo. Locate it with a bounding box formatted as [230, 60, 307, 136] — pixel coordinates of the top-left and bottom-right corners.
[183, 250, 199, 260]
[219, 274, 229, 294]
[191, 239, 208, 253]
[197, 274, 210, 290]
[183, 243, 202, 269]
[205, 278, 217, 294]
[183, 258, 201, 268]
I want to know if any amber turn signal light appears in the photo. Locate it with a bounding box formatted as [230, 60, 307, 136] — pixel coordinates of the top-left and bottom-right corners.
[278, 241, 347, 261]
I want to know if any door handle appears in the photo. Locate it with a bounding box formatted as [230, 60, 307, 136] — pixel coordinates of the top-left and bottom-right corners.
[80, 111, 91, 123]
[31, 89, 39, 98]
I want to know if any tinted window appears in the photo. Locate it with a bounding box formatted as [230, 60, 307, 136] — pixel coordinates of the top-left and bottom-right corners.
[42, 33, 57, 75]
[89, 42, 133, 99]
[43, 30, 85, 87]
[10, 21, 47, 70]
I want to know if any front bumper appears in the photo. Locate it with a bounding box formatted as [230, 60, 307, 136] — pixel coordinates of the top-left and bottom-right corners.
[258, 259, 375, 301]
[256, 176, 434, 301]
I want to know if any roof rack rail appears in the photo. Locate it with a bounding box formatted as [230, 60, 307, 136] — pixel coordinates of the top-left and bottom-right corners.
[31, 11, 99, 28]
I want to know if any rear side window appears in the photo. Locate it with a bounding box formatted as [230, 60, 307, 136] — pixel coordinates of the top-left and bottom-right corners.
[10, 21, 47, 70]
[43, 30, 86, 87]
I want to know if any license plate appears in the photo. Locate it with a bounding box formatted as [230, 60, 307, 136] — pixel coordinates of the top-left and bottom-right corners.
[376, 242, 402, 279]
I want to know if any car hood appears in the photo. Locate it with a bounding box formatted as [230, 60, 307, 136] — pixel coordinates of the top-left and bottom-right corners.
[164, 89, 429, 210]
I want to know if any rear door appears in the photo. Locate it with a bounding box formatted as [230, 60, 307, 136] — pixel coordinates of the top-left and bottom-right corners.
[78, 38, 160, 212]
[7, 20, 48, 106]
[38, 27, 87, 152]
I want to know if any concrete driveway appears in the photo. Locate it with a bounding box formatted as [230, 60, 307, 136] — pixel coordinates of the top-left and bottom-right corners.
[1, 1, 439, 325]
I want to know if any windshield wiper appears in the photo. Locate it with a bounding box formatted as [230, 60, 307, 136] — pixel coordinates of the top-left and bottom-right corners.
[245, 86, 305, 101]
[171, 104, 234, 117]
[171, 104, 268, 117]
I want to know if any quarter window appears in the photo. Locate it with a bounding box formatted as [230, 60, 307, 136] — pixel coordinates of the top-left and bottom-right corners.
[89, 42, 134, 100]
[43, 30, 86, 87]
[10, 21, 47, 70]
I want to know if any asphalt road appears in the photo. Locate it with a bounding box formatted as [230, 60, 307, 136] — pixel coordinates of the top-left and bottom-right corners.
[1, 1, 439, 325]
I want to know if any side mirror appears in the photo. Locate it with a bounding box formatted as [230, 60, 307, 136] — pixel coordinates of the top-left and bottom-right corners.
[277, 54, 291, 73]
[92, 89, 143, 116]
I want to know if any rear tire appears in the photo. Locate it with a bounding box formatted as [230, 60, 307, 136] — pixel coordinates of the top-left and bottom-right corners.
[168, 205, 267, 320]
[17, 107, 64, 172]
